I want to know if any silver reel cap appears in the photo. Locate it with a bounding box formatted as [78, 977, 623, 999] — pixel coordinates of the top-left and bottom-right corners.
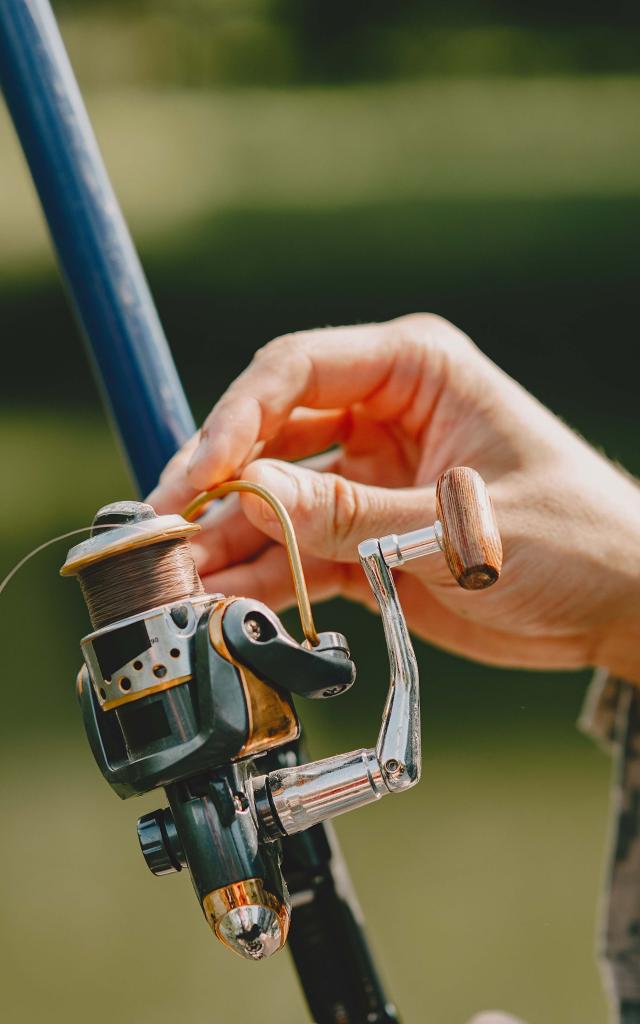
[217, 905, 285, 961]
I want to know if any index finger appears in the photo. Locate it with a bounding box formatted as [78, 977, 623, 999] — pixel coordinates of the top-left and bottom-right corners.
[186, 317, 426, 489]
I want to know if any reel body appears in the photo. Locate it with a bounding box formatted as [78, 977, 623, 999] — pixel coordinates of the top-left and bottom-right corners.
[61, 468, 501, 962]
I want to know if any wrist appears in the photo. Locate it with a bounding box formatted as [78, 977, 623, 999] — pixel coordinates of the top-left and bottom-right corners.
[590, 480, 640, 684]
[594, 612, 640, 685]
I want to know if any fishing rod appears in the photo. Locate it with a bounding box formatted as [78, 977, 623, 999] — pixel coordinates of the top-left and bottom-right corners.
[1, 2, 503, 1021]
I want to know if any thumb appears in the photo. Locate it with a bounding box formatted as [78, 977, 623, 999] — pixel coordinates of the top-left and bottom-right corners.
[239, 458, 435, 563]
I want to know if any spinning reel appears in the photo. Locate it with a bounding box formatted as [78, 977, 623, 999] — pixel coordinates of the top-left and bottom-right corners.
[61, 467, 501, 962]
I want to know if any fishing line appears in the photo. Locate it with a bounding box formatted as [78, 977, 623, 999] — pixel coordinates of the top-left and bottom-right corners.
[0, 522, 198, 601]
[78, 539, 203, 630]
[0, 525, 117, 598]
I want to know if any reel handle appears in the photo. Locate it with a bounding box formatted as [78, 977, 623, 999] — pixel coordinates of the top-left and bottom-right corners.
[252, 466, 503, 842]
[435, 466, 502, 590]
[377, 465, 502, 589]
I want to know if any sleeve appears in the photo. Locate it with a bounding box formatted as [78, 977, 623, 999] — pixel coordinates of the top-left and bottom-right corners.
[580, 670, 640, 1015]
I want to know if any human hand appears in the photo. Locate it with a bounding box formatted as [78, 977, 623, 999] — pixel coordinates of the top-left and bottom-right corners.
[148, 314, 640, 681]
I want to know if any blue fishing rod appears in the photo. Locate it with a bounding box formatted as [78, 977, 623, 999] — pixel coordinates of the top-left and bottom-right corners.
[0, 3, 399, 1019]
[0, 4, 503, 1022]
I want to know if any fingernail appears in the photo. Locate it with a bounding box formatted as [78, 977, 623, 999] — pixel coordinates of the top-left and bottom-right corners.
[187, 430, 228, 486]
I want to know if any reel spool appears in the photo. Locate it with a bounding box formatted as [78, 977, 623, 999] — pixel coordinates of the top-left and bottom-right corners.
[62, 502, 206, 712]
[62, 500, 203, 629]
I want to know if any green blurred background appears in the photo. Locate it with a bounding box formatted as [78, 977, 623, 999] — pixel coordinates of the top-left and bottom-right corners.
[2, 1, 638, 1021]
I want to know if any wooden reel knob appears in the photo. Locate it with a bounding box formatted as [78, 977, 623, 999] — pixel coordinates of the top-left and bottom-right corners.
[435, 467, 502, 590]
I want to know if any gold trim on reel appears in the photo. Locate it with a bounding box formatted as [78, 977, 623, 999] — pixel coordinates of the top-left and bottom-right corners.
[202, 878, 290, 961]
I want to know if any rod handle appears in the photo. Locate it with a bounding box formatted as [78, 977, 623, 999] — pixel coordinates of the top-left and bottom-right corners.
[435, 467, 502, 590]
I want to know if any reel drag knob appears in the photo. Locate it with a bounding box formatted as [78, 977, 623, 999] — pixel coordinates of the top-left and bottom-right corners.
[137, 808, 185, 876]
[377, 466, 502, 589]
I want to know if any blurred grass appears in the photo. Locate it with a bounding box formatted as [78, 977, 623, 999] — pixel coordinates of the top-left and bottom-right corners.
[2, 77, 640, 274]
[0, 728, 611, 1024]
[0, 410, 614, 1022]
[46, 5, 640, 86]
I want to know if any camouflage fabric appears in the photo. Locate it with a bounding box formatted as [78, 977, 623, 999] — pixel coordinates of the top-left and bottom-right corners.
[580, 670, 640, 1019]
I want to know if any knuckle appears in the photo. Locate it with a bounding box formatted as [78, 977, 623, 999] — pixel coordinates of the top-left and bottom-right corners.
[397, 311, 440, 330]
[398, 311, 477, 357]
[254, 332, 297, 364]
[328, 475, 360, 556]
[252, 331, 317, 402]
[248, 346, 271, 372]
